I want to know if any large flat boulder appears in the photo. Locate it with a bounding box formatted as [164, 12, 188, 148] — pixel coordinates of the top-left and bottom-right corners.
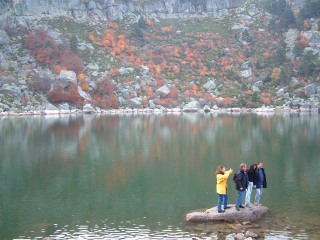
[186, 204, 268, 223]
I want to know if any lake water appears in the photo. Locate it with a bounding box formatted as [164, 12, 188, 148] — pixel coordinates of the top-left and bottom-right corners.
[0, 113, 319, 240]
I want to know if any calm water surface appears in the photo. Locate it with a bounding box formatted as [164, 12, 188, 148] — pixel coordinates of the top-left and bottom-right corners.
[0, 113, 319, 239]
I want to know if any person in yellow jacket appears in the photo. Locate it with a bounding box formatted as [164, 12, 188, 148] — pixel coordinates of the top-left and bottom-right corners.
[215, 165, 233, 213]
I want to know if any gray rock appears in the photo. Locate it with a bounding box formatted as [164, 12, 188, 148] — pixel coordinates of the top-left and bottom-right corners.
[276, 88, 285, 98]
[186, 204, 269, 223]
[305, 84, 317, 96]
[77, 42, 88, 51]
[149, 100, 156, 109]
[291, 77, 300, 87]
[0, 103, 10, 111]
[212, 105, 219, 110]
[83, 103, 95, 113]
[183, 101, 201, 112]
[203, 105, 211, 112]
[87, 63, 99, 71]
[77, 86, 92, 101]
[285, 29, 298, 61]
[303, 31, 320, 44]
[128, 98, 142, 108]
[47, 30, 63, 45]
[59, 103, 70, 110]
[0, 30, 10, 45]
[0, 57, 10, 71]
[283, 93, 290, 99]
[141, 65, 149, 75]
[156, 85, 171, 97]
[203, 80, 216, 92]
[241, 61, 250, 70]
[245, 230, 259, 238]
[231, 24, 248, 31]
[119, 67, 134, 75]
[116, 97, 125, 107]
[225, 233, 237, 240]
[59, 70, 77, 84]
[234, 233, 245, 240]
[240, 69, 252, 78]
[252, 85, 260, 92]
[45, 103, 59, 111]
[134, 84, 141, 91]
[0, 0, 244, 22]
[1, 83, 22, 98]
[231, 108, 241, 112]
[91, 71, 100, 78]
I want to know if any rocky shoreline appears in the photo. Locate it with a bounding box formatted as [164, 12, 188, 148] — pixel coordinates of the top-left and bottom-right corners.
[0, 105, 319, 117]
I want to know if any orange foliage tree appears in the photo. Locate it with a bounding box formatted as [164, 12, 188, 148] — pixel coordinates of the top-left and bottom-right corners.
[92, 76, 119, 109]
[161, 26, 173, 34]
[78, 73, 89, 91]
[260, 92, 272, 105]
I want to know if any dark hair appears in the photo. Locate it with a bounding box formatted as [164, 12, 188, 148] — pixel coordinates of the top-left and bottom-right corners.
[215, 165, 225, 175]
[249, 163, 257, 172]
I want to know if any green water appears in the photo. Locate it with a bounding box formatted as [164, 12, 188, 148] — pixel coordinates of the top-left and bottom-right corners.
[0, 113, 319, 239]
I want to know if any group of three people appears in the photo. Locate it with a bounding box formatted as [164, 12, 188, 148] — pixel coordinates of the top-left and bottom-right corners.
[215, 162, 267, 213]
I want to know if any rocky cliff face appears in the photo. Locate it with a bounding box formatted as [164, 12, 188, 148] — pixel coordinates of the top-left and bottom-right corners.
[0, 0, 243, 23]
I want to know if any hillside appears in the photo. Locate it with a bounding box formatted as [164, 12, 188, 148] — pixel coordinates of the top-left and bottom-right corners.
[0, 0, 319, 113]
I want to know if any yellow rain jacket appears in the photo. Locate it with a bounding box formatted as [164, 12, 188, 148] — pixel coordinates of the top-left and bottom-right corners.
[216, 170, 232, 195]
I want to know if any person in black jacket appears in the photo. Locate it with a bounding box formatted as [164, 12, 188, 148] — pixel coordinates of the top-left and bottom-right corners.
[254, 162, 267, 206]
[245, 163, 258, 207]
[235, 163, 249, 211]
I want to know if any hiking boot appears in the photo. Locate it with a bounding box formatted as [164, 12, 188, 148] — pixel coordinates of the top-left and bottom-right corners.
[218, 210, 225, 213]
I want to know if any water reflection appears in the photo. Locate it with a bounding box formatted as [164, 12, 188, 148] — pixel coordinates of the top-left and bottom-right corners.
[0, 113, 319, 239]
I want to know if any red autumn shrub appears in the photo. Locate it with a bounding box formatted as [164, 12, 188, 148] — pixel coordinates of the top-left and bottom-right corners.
[25, 30, 60, 67]
[48, 82, 81, 104]
[95, 76, 117, 95]
[154, 98, 179, 108]
[219, 98, 233, 107]
[161, 26, 173, 34]
[92, 77, 119, 109]
[59, 50, 84, 74]
[110, 68, 120, 77]
[168, 87, 179, 99]
[296, 36, 310, 49]
[25, 30, 84, 74]
[93, 94, 120, 109]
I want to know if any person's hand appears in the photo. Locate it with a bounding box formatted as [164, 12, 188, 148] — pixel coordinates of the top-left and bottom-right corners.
[253, 185, 256, 189]
[240, 187, 243, 190]
[229, 168, 233, 173]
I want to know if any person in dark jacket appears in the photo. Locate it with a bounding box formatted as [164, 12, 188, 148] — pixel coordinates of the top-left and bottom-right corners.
[245, 163, 258, 206]
[235, 163, 249, 211]
[254, 162, 267, 206]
